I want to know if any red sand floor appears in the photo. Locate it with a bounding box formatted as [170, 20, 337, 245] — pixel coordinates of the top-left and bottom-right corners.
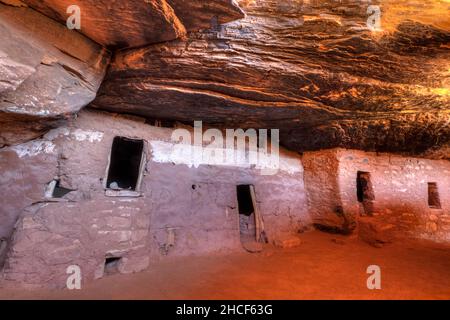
[1, 231, 450, 300]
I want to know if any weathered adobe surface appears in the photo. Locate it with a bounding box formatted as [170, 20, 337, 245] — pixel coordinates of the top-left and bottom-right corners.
[18, 0, 244, 48]
[0, 0, 244, 147]
[303, 148, 450, 242]
[0, 110, 309, 287]
[0, 4, 110, 147]
[92, 0, 450, 158]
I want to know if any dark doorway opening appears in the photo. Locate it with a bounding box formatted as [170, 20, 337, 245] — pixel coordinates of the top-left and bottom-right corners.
[428, 182, 441, 209]
[356, 171, 375, 215]
[106, 137, 144, 191]
[45, 179, 74, 199]
[237, 185, 257, 246]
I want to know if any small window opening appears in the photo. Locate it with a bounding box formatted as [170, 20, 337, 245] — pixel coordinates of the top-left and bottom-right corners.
[428, 182, 441, 209]
[106, 137, 144, 191]
[104, 257, 121, 275]
[45, 179, 73, 199]
[53, 181, 73, 198]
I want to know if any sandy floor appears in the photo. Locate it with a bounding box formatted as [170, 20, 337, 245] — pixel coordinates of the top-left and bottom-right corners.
[1, 231, 450, 300]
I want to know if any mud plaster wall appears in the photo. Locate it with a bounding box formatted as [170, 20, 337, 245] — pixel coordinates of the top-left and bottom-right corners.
[0, 110, 309, 288]
[336, 149, 450, 243]
[302, 150, 353, 232]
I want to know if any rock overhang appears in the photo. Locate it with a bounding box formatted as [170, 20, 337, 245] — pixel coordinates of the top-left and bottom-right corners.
[89, 0, 450, 159]
[0, 0, 449, 159]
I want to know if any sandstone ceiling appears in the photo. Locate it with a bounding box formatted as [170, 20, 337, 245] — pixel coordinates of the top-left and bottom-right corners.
[0, 3, 109, 146]
[0, 0, 242, 146]
[1, 0, 449, 159]
[17, 0, 244, 48]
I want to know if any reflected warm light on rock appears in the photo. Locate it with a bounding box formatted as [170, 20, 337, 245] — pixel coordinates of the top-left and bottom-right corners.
[0, 0, 449, 300]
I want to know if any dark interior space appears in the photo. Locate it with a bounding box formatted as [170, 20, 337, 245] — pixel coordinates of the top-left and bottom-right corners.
[1, 0, 450, 301]
[428, 182, 441, 209]
[237, 185, 255, 216]
[357, 171, 374, 203]
[52, 181, 73, 198]
[237, 185, 257, 245]
[104, 257, 121, 275]
[106, 137, 144, 190]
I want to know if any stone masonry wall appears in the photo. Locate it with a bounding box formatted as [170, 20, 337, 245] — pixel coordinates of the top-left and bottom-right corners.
[0, 141, 58, 240]
[0, 110, 310, 288]
[2, 108, 448, 288]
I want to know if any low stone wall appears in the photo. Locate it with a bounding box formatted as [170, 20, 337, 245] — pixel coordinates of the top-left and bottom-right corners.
[3, 199, 150, 288]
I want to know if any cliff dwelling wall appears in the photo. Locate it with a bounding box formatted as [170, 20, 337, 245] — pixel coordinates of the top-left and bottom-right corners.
[302, 150, 352, 233]
[303, 149, 450, 244]
[0, 110, 309, 288]
[0, 142, 58, 240]
[336, 149, 450, 243]
[0, 109, 448, 288]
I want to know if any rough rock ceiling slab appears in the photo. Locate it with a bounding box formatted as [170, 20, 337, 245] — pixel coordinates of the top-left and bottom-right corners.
[19, 0, 244, 48]
[92, 0, 450, 157]
[0, 4, 110, 146]
[167, 0, 244, 30]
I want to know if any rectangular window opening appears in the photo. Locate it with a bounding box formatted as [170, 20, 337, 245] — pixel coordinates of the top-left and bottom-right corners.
[428, 182, 441, 209]
[106, 137, 145, 193]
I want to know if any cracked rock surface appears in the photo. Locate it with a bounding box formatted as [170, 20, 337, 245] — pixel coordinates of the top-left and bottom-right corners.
[0, 4, 110, 147]
[92, 0, 450, 158]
